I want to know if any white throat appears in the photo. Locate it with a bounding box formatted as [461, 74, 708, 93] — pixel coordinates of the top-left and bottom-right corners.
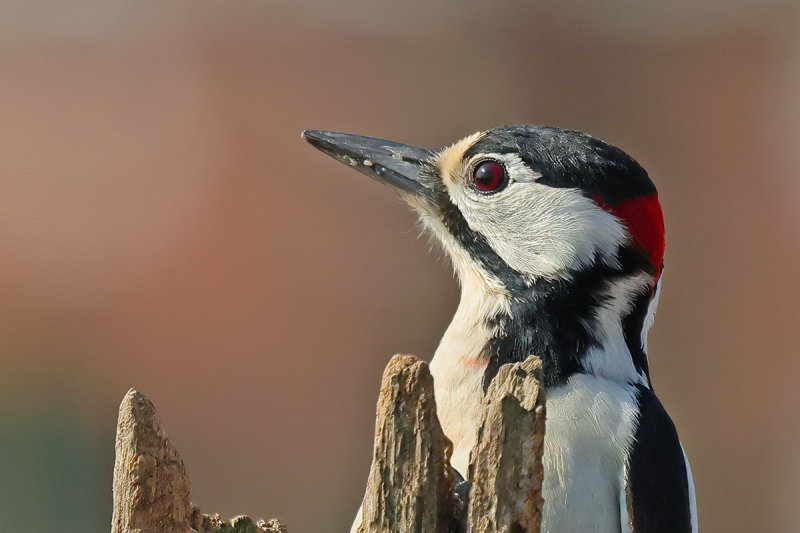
[428, 266, 507, 474]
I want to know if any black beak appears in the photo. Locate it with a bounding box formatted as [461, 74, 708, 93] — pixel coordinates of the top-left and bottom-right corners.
[302, 130, 434, 198]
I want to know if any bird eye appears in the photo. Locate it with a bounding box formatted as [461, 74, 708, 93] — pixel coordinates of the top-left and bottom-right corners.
[472, 160, 507, 193]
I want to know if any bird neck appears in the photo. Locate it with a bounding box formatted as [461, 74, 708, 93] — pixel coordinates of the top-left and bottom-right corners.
[428, 261, 657, 474]
[440, 258, 659, 391]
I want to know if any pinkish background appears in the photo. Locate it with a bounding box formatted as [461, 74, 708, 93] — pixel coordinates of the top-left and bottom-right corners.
[1, 2, 799, 531]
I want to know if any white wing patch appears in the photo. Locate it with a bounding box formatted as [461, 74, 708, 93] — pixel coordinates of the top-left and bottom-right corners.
[581, 273, 652, 386]
[683, 445, 699, 532]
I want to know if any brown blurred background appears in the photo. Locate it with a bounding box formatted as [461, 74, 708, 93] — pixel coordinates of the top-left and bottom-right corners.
[1, 1, 799, 531]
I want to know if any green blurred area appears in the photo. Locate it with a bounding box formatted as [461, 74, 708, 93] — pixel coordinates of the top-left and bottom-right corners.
[0, 409, 111, 531]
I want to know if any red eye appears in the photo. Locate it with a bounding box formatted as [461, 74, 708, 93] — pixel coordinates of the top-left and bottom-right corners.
[473, 161, 507, 193]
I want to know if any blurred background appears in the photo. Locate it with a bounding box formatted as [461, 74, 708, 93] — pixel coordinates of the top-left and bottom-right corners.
[1, 1, 799, 531]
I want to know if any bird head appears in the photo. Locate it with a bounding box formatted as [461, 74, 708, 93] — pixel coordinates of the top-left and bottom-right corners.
[303, 126, 663, 290]
[303, 126, 665, 386]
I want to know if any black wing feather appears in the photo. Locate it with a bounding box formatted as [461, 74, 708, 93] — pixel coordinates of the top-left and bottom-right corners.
[626, 386, 693, 532]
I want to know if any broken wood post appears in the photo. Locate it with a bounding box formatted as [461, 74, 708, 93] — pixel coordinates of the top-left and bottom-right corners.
[353, 354, 546, 533]
[467, 356, 547, 533]
[111, 388, 286, 533]
[356, 354, 457, 533]
[111, 354, 545, 533]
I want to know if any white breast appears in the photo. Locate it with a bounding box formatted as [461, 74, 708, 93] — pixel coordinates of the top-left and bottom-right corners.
[432, 356, 641, 532]
[428, 257, 642, 531]
[542, 374, 639, 533]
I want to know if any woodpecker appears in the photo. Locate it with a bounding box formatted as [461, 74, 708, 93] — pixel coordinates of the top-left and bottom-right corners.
[303, 126, 697, 532]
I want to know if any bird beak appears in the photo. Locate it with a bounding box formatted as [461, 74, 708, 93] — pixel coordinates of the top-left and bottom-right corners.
[302, 130, 434, 199]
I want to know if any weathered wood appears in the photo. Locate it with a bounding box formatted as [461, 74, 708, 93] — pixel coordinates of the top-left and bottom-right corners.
[356, 354, 458, 533]
[467, 356, 546, 533]
[111, 388, 285, 533]
[188, 512, 286, 533]
[112, 353, 546, 533]
[112, 388, 194, 533]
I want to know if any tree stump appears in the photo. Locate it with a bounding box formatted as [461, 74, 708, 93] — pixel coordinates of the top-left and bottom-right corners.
[467, 356, 546, 533]
[111, 354, 545, 532]
[352, 354, 546, 533]
[355, 355, 457, 533]
[111, 388, 286, 533]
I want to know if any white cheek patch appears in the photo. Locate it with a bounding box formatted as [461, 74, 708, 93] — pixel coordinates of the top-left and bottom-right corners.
[448, 178, 628, 281]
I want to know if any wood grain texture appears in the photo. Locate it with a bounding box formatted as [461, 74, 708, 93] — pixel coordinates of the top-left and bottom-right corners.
[356, 354, 458, 533]
[467, 356, 546, 533]
[111, 355, 546, 532]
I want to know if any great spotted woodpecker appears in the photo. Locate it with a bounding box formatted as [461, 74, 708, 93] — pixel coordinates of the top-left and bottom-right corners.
[303, 126, 697, 532]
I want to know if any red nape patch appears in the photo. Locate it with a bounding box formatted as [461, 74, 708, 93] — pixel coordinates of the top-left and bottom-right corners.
[593, 194, 665, 274]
